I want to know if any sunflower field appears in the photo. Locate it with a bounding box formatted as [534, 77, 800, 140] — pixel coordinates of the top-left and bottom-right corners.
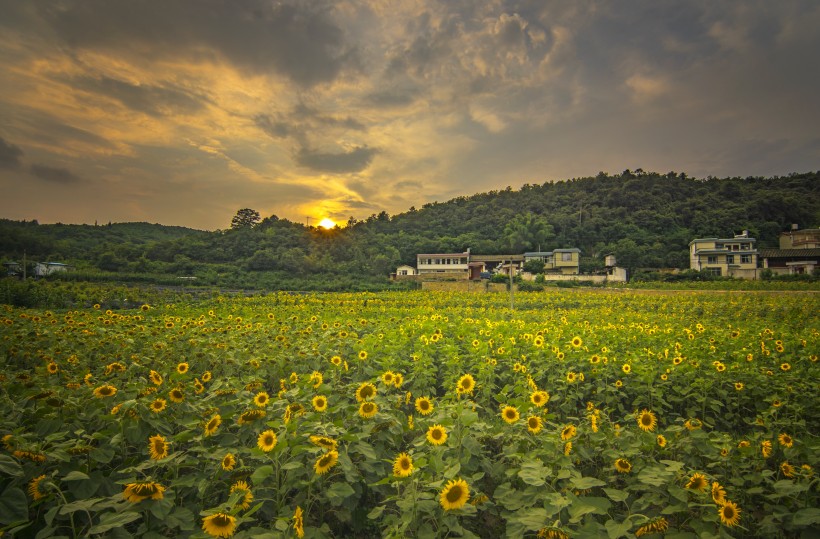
[1, 287, 818, 538]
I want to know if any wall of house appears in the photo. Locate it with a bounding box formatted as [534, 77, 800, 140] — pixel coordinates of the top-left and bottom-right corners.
[421, 281, 508, 292]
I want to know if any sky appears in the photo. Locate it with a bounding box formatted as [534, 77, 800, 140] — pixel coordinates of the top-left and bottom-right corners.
[1, 1, 818, 231]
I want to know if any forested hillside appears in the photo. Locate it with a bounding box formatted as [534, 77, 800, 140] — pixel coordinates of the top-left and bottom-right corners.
[1, 170, 818, 289]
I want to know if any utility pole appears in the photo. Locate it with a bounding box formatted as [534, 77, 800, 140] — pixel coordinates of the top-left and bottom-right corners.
[509, 257, 514, 310]
[22, 250, 27, 280]
[306, 216, 311, 227]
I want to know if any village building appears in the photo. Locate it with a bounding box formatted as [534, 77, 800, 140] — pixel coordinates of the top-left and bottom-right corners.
[759, 225, 820, 275]
[689, 231, 758, 279]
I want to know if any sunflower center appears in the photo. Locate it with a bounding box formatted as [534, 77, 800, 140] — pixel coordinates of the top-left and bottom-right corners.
[446, 486, 464, 502]
[432, 429, 442, 440]
[213, 514, 231, 526]
[400, 458, 411, 470]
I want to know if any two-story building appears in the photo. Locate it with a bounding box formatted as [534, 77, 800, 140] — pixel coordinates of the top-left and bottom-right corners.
[758, 225, 820, 275]
[523, 248, 581, 275]
[689, 231, 758, 279]
[416, 252, 472, 279]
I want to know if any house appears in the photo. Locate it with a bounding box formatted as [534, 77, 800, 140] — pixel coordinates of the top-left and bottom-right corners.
[468, 254, 525, 277]
[759, 225, 820, 275]
[689, 231, 758, 279]
[416, 252, 471, 279]
[394, 265, 417, 278]
[3, 262, 22, 277]
[524, 248, 581, 275]
[34, 262, 70, 277]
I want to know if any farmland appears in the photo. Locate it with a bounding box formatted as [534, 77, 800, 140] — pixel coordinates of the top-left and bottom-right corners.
[1, 287, 818, 538]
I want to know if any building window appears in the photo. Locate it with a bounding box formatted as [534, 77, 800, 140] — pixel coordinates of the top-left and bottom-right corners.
[726, 255, 734, 264]
[715, 243, 724, 249]
[562, 252, 572, 261]
[741, 254, 752, 264]
[705, 267, 721, 276]
[707, 256, 717, 264]
[741, 243, 750, 250]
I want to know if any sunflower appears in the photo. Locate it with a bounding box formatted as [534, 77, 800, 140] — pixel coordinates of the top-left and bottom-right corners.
[622, 364, 631, 374]
[393, 452, 414, 477]
[93, 385, 117, 398]
[781, 461, 796, 478]
[253, 391, 270, 408]
[684, 418, 702, 431]
[355, 382, 377, 402]
[527, 416, 543, 434]
[571, 336, 583, 348]
[566, 372, 577, 383]
[148, 434, 169, 460]
[358, 401, 378, 419]
[221, 453, 236, 471]
[123, 481, 165, 503]
[330, 355, 342, 367]
[780, 362, 791, 371]
[237, 409, 266, 425]
[560, 424, 577, 441]
[46, 362, 58, 374]
[415, 396, 434, 415]
[293, 506, 304, 538]
[194, 379, 205, 394]
[778, 433, 794, 448]
[204, 414, 221, 436]
[718, 500, 741, 527]
[711, 482, 727, 504]
[358, 350, 368, 360]
[381, 371, 395, 385]
[149, 370, 163, 385]
[230, 480, 253, 510]
[614, 458, 632, 473]
[169, 388, 184, 403]
[761, 440, 773, 458]
[537, 527, 569, 539]
[257, 430, 278, 452]
[456, 373, 476, 395]
[393, 373, 404, 388]
[497, 405, 518, 424]
[427, 425, 448, 446]
[177, 362, 189, 374]
[637, 409, 657, 432]
[307, 395, 326, 412]
[309, 371, 323, 388]
[309, 435, 337, 450]
[150, 398, 167, 413]
[201, 371, 212, 383]
[202, 512, 237, 538]
[28, 474, 48, 500]
[440, 478, 470, 510]
[314, 450, 339, 475]
[530, 390, 549, 407]
[685, 472, 708, 492]
[656, 434, 667, 448]
[635, 517, 669, 537]
[614, 380, 623, 388]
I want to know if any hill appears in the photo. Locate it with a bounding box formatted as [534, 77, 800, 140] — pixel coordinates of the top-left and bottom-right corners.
[1, 170, 818, 289]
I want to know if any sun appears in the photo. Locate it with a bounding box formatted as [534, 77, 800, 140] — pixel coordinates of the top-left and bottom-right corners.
[318, 218, 336, 229]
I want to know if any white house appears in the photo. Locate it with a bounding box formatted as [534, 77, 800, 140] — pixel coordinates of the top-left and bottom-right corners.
[34, 262, 70, 277]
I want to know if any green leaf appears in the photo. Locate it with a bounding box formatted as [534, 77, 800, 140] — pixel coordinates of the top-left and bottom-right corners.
[571, 476, 605, 490]
[63, 471, 90, 481]
[0, 485, 28, 524]
[792, 507, 820, 527]
[326, 482, 356, 506]
[251, 465, 274, 484]
[367, 506, 385, 520]
[508, 507, 548, 531]
[281, 461, 302, 470]
[87, 510, 141, 535]
[0, 454, 23, 477]
[602, 488, 629, 503]
[166, 507, 195, 531]
[60, 497, 104, 514]
[517, 458, 548, 486]
[605, 518, 632, 539]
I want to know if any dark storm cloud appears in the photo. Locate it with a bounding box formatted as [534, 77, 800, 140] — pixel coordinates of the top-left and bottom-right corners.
[71, 75, 205, 116]
[296, 146, 377, 174]
[30, 164, 80, 184]
[255, 106, 366, 145]
[38, 0, 355, 87]
[0, 137, 24, 169]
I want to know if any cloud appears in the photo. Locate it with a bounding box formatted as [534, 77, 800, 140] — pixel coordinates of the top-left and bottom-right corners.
[71, 75, 205, 116]
[296, 146, 377, 174]
[30, 164, 80, 183]
[38, 0, 356, 87]
[0, 137, 24, 169]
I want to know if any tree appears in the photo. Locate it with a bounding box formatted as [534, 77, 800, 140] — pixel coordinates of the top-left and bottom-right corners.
[503, 213, 554, 252]
[231, 208, 261, 230]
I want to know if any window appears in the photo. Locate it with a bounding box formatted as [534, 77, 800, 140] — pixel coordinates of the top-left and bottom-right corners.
[726, 255, 734, 264]
[741, 243, 751, 250]
[715, 243, 724, 249]
[426, 258, 432, 265]
[707, 256, 717, 264]
[741, 254, 752, 264]
[562, 252, 573, 261]
[705, 267, 722, 276]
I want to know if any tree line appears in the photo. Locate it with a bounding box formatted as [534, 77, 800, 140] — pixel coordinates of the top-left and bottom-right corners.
[1, 170, 817, 289]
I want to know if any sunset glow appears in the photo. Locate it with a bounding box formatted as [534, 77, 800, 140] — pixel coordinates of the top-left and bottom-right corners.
[318, 218, 336, 230]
